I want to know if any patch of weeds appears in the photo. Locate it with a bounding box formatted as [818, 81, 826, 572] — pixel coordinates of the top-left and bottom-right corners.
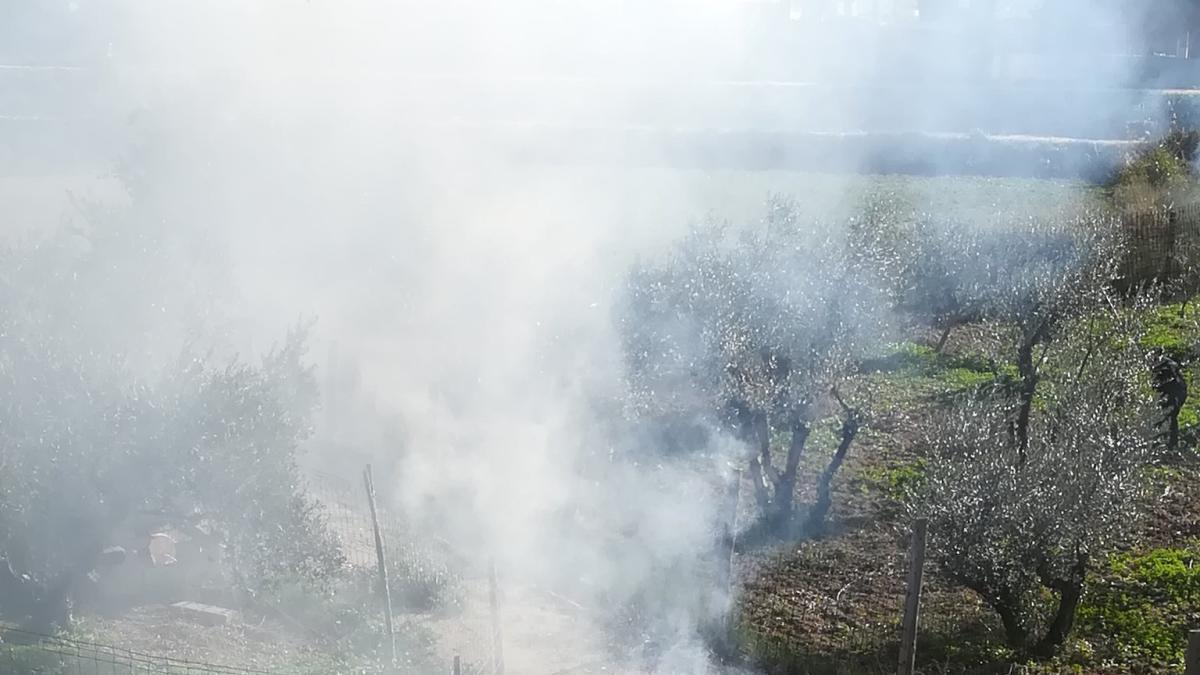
[940, 367, 1000, 392]
[862, 341, 1016, 402]
[860, 342, 938, 373]
[862, 370, 941, 413]
[1111, 546, 1200, 603]
[1142, 300, 1200, 361]
[859, 460, 926, 505]
[389, 548, 463, 614]
[1138, 303, 1200, 449]
[1077, 541, 1200, 670]
[1142, 464, 1187, 485]
[1175, 377, 1200, 456]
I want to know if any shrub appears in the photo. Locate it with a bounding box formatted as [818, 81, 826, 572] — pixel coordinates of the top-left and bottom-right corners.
[1110, 128, 1200, 211]
[913, 237, 1158, 656]
[0, 168, 342, 630]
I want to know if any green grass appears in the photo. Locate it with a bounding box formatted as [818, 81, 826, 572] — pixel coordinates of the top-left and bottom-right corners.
[1142, 301, 1200, 360]
[679, 171, 1102, 225]
[558, 168, 1105, 240]
[1077, 541, 1200, 669]
[862, 341, 1017, 406]
[1108, 129, 1200, 212]
[1139, 298, 1200, 448]
[859, 459, 926, 504]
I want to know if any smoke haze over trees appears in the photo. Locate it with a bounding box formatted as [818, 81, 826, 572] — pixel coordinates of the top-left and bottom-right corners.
[2, 1, 1200, 673]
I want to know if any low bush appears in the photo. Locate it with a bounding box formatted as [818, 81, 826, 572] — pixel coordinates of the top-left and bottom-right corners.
[1110, 128, 1200, 211]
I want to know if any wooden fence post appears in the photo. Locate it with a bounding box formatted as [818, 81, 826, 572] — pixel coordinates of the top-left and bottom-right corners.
[719, 469, 742, 623]
[452, 654, 462, 675]
[363, 465, 397, 666]
[1186, 629, 1200, 675]
[897, 518, 928, 675]
[489, 558, 505, 675]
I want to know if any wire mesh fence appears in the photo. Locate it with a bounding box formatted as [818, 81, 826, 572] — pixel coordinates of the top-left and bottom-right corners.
[0, 629, 277, 675]
[731, 538, 908, 675]
[726, 523, 1025, 675]
[305, 469, 463, 612]
[0, 467, 492, 675]
[303, 468, 494, 672]
[1121, 201, 1200, 287]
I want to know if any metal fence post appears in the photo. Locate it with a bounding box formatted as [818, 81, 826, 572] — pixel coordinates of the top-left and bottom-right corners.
[363, 464, 397, 666]
[719, 469, 742, 616]
[898, 518, 928, 675]
[1186, 629, 1200, 675]
[488, 558, 505, 675]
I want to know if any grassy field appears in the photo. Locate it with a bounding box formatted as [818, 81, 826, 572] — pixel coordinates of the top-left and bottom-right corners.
[556, 168, 1104, 227]
[0, 167, 1099, 236]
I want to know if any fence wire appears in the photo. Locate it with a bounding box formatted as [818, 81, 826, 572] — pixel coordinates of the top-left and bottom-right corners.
[732, 539, 907, 675]
[1122, 201, 1200, 288]
[305, 470, 462, 609]
[0, 629, 276, 675]
[304, 469, 490, 672]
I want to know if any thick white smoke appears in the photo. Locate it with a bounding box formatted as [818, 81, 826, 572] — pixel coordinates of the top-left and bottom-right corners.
[0, 1, 1172, 671]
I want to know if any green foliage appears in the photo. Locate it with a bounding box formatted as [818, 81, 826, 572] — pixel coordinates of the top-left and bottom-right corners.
[863, 341, 938, 372]
[0, 155, 343, 626]
[1112, 546, 1200, 604]
[864, 341, 1017, 397]
[1142, 300, 1200, 360]
[1121, 145, 1189, 191]
[1139, 299, 1200, 446]
[940, 366, 1002, 392]
[1078, 542, 1200, 668]
[1110, 129, 1200, 211]
[860, 460, 926, 504]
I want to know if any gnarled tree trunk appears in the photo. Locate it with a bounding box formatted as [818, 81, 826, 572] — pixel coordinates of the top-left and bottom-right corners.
[745, 411, 773, 512]
[994, 592, 1032, 650]
[1034, 551, 1090, 657]
[1014, 338, 1038, 465]
[769, 419, 810, 526]
[805, 409, 861, 535]
[1014, 318, 1051, 468]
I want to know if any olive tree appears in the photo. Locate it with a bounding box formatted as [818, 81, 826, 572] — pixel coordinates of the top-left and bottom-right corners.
[880, 216, 1119, 457]
[912, 220, 1158, 655]
[621, 199, 890, 531]
[864, 218, 991, 352]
